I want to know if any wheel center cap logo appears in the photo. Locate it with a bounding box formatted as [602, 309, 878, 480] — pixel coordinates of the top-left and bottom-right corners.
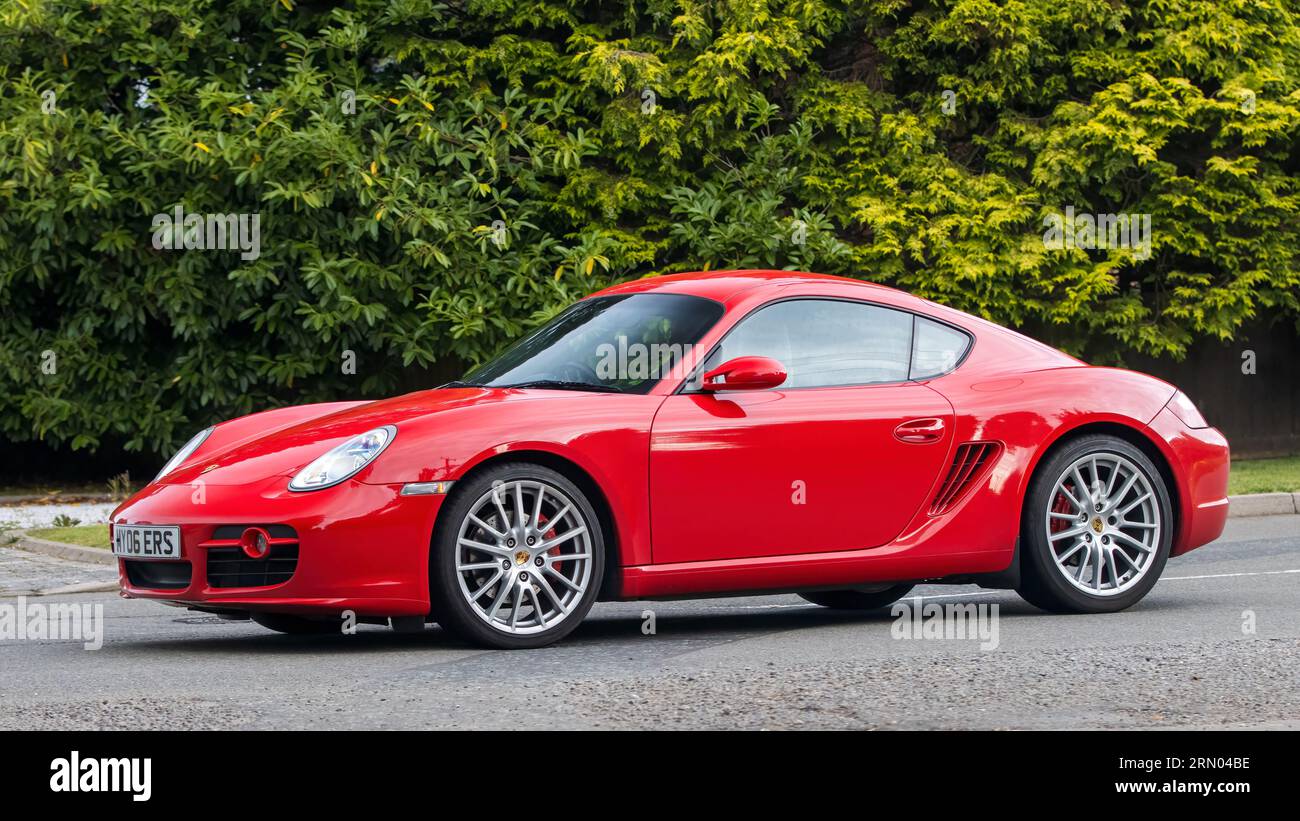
[515, 550, 530, 565]
[1091, 517, 1104, 533]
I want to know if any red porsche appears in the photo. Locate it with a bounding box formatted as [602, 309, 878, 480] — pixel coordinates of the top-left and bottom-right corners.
[111, 271, 1230, 648]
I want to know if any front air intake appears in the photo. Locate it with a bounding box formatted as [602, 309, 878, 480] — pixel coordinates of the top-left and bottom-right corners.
[929, 442, 1000, 516]
[201, 525, 299, 589]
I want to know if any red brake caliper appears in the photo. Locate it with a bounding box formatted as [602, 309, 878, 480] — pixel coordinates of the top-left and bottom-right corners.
[1049, 486, 1074, 534]
[536, 514, 561, 574]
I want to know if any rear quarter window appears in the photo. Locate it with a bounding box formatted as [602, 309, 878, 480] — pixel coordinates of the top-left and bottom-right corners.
[910, 317, 971, 379]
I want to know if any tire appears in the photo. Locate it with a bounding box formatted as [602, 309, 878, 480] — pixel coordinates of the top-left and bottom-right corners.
[799, 584, 915, 610]
[250, 612, 341, 635]
[1016, 434, 1172, 613]
[430, 462, 605, 649]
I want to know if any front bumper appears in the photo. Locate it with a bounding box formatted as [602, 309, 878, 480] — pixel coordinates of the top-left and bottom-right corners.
[111, 478, 444, 617]
[1148, 407, 1231, 556]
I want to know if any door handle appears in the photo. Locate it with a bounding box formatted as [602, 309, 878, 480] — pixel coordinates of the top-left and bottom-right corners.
[894, 417, 946, 443]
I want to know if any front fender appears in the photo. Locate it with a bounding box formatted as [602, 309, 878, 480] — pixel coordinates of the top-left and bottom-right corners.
[362, 393, 665, 567]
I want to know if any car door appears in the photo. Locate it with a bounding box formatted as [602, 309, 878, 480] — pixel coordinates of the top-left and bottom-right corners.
[649, 298, 955, 564]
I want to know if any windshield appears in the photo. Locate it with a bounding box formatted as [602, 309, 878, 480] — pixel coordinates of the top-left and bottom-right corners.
[460, 293, 724, 394]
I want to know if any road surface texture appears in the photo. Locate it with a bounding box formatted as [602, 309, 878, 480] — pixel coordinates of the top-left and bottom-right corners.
[1, 514, 1295, 730]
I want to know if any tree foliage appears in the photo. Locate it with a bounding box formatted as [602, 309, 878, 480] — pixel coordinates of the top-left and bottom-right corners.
[1, 0, 1297, 457]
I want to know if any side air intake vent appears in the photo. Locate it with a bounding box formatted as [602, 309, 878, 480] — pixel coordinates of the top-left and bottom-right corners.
[929, 442, 1000, 516]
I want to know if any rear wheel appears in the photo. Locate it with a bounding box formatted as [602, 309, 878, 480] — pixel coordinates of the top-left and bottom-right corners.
[430, 463, 605, 649]
[1017, 434, 1172, 613]
[799, 584, 915, 610]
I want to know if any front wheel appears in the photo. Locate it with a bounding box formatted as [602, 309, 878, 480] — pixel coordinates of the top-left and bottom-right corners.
[799, 584, 915, 610]
[1017, 435, 1172, 613]
[430, 463, 605, 649]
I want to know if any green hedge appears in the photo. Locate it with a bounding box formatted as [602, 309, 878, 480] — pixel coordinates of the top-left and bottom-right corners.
[2, 0, 1297, 458]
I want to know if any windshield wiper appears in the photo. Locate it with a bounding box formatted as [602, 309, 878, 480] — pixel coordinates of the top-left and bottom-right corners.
[499, 380, 626, 394]
[437, 380, 480, 389]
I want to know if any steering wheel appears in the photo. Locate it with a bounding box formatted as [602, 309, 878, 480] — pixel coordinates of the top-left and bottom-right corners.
[550, 361, 603, 384]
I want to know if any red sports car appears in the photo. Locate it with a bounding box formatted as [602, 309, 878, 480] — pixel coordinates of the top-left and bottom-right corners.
[112, 271, 1230, 648]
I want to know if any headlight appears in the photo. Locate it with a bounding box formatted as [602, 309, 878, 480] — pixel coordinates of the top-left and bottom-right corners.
[1167, 390, 1209, 429]
[288, 425, 397, 491]
[154, 426, 215, 482]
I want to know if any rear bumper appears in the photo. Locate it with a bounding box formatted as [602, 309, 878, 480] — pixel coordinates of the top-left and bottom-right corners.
[1147, 408, 1230, 556]
[111, 478, 444, 617]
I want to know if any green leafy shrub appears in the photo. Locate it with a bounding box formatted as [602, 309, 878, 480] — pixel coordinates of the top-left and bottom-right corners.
[1, 0, 1296, 459]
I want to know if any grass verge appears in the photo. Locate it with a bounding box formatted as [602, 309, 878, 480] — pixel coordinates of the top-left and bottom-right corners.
[1229, 455, 1300, 496]
[27, 524, 110, 549]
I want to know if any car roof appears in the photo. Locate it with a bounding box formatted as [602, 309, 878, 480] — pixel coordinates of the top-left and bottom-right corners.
[587, 269, 1084, 375]
[589, 270, 909, 303]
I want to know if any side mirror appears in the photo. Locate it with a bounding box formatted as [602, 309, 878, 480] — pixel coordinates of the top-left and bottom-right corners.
[700, 356, 787, 392]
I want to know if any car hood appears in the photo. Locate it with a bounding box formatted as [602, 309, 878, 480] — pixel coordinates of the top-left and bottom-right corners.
[158, 387, 521, 487]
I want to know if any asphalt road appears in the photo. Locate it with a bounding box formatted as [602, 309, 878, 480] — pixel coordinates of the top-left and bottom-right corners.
[1, 514, 1296, 730]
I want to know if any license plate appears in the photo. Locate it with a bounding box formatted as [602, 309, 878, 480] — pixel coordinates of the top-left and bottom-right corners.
[112, 525, 183, 560]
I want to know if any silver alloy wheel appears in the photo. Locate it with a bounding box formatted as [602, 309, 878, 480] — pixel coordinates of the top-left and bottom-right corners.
[454, 479, 594, 635]
[1044, 452, 1161, 597]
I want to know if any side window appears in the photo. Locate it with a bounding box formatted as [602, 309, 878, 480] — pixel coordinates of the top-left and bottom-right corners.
[696, 299, 914, 389]
[910, 317, 971, 380]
